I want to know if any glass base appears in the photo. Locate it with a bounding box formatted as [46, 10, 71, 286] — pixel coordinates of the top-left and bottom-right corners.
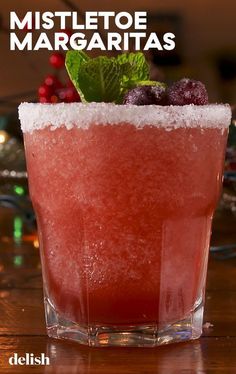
[44, 297, 204, 347]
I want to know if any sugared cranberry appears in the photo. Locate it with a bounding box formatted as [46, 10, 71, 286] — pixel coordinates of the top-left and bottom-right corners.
[123, 85, 167, 106]
[167, 78, 209, 105]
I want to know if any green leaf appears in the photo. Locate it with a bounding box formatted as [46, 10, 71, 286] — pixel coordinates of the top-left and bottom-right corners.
[116, 52, 150, 99]
[117, 52, 150, 83]
[65, 51, 89, 102]
[78, 56, 121, 103]
[138, 80, 166, 88]
[65, 51, 152, 103]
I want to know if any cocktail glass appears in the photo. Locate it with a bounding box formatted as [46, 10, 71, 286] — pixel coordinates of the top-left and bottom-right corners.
[19, 102, 231, 347]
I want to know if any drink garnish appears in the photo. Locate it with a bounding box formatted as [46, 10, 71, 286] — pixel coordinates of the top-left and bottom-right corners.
[65, 51, 153, 103]
[66, 51, 209, 105]
[123, 84, 167, 105]
[167, 78, 209, 105]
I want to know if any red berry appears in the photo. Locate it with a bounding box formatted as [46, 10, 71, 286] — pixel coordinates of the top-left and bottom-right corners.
[38, 76, 64, 103]
[57, 88, 67, 101]
[50, 95, 59, 103]
[65, 88, 75, 102]
[167, 78, 209, 106]
[39, 76, 80, 103]
[49, 53, 65, 69]
[44, 75, 63, 89]
[39, 97, 50, 103]
[56, 87, 80, 103]
[44, 75, 57, 86]
[66, 88, 81, 102]
[38, 84, 53, 98]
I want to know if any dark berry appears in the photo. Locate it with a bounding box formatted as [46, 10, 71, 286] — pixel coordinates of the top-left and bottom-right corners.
[150, 86, 168, 105]
[123, 85, 167, 106]
[167, 78, 209, 105]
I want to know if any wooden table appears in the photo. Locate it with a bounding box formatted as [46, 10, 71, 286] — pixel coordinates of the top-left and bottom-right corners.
[0, 207, 236, 373]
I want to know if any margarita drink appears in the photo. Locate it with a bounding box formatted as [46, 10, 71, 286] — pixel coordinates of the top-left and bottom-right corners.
[19, 102, 231, 346]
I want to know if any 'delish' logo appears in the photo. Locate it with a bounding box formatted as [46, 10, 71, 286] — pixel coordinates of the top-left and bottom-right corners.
[9, 353, 50, 366]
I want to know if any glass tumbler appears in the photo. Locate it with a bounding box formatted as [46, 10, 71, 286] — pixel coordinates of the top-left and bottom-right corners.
[19, 102, 231, 347]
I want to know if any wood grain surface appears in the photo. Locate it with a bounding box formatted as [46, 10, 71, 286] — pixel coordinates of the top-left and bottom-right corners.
[0, 207, 236, 373]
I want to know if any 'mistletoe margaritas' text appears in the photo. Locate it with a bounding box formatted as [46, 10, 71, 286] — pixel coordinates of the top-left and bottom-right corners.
[9, 11, 175, 51]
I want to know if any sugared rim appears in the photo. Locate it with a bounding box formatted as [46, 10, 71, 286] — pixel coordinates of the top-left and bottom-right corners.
[18, 102, 232, 133]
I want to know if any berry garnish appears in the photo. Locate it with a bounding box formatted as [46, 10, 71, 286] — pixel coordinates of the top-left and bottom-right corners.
[65, 52, 209, 105]
[167, 78, 209, 105]
[123, 85, 167, 106]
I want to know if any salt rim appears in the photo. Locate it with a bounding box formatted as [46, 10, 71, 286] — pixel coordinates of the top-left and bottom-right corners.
[18, 102, 232, 133]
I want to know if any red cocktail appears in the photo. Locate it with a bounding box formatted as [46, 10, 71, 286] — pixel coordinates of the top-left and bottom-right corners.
[19, 102, 231, 346]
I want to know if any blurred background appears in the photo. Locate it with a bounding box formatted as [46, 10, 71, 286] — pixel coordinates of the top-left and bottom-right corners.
[0, 0, 235, 267]
[1, 0, 236, 105]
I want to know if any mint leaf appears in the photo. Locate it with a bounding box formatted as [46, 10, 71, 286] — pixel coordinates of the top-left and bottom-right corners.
[65, 51, 89, 102]
[138, 80, 166, 88]
[116, 53, 150, 99]
[117, 52, 150, 84]
[78, 56, 121, 103]
[65, 51, 151, 103]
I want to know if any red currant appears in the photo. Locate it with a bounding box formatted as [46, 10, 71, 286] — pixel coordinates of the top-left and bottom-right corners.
[65, 88, 74, 102]
[44, 75, 63, 89]
[49, 52, 65, 69]
[38, 84, 53, 98]
[39, 96, 50, 103]
[50, 95, 59, 103]
[38, 76, 80, 103]
[57, 88, 67, 101]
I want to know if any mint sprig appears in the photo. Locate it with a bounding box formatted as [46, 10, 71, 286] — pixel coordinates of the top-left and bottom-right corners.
[65, 51, 151, 103]
[117, 52, 149, 86]
[78, 57, 122, 103]
[65, 50, 89, 102]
